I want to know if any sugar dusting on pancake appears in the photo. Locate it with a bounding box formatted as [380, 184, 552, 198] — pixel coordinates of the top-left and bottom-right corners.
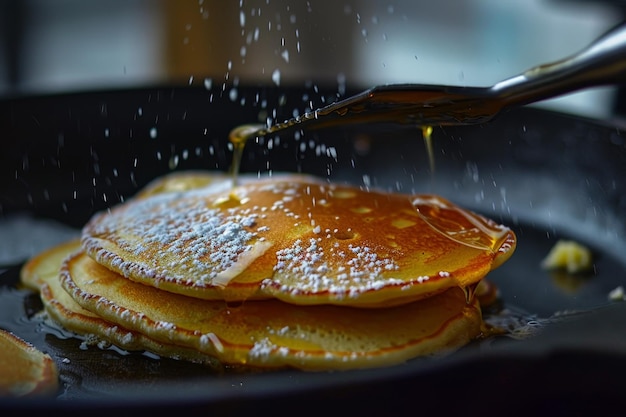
[81, 172, 516, 307]
[94, 191, 271, 285]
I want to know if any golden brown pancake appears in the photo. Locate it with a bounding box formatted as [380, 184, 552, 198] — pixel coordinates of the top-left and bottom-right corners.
[41, 271, 223, 368]
[19, 238, 224, 368]
[60, 250, 483, 371]
[20, 238, 83, 291]
[0, 329, 58, 397]
[81, 172, 516, 307]
[134, 170, 233, 199]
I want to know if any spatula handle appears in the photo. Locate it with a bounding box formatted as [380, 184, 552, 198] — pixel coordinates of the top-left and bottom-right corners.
[491, 22, 626, 107]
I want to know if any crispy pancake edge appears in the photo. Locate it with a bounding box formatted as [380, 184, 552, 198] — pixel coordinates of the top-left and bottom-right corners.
[61, 251, 484, 371]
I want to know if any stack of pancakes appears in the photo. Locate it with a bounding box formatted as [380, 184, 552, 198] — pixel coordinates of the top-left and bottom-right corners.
[20, 171, 516, 371]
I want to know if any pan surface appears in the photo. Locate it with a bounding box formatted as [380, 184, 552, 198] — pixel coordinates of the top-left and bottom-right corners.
[1, 86, 626, 415]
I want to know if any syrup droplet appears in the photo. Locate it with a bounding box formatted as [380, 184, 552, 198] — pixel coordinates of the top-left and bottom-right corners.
[228, 124, 264, 187]
[462, 282, 479, 304]
[422, 125, 435, 174]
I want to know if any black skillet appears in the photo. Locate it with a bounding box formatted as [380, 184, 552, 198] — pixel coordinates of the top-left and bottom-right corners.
[1, 84, 626, 416]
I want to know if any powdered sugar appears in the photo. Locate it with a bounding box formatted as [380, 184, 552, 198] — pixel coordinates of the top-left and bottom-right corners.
[86, 188, 269, 287]
[270, 237, 401, 299]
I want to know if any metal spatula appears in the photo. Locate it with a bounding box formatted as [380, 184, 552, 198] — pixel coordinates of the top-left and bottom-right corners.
[255, 22, 626, 137]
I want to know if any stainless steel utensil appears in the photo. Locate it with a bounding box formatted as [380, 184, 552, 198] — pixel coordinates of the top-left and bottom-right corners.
[254, 22, 626, 136]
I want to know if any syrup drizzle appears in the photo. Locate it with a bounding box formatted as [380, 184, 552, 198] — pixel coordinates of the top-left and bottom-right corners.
[228, 122, 437, 188]
[228, 124, 262, 188]
[412, 195, 511, 252]
[422, 125, 435, 175]
[462, 282, 479, 304]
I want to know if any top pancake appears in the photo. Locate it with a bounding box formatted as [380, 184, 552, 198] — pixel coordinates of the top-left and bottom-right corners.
[81, 172, 516, 307]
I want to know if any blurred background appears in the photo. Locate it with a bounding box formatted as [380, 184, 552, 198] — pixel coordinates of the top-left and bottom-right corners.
[1, 0, 625, 268]
[0, 0, 623, 119]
